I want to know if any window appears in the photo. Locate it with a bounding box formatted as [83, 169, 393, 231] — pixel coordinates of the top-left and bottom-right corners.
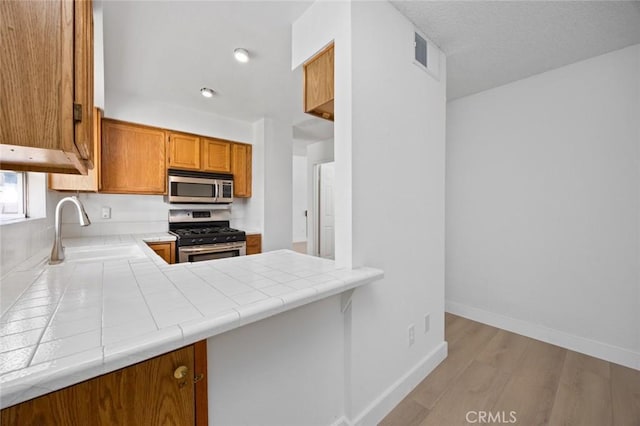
[0, 171, 26, 220]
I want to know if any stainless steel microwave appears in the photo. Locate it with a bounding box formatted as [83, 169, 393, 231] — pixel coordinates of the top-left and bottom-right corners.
[167, 169, 233, 204]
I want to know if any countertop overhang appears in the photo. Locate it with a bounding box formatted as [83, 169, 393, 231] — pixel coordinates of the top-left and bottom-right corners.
[0, 234, 383, 409]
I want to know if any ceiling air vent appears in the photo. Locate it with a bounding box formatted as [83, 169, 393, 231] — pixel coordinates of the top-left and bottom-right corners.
[414, 32, 427, 68]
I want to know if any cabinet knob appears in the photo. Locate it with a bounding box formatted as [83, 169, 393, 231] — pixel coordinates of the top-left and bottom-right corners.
[174, 365, 189, 380]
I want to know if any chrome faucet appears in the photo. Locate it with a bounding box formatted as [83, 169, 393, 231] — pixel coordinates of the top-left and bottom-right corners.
[49, 196, 91, 264]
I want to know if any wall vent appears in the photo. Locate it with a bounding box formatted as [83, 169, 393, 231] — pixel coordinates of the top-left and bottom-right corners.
[414, 32, 428, 68]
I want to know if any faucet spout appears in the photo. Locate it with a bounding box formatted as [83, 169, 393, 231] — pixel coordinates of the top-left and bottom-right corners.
[49, 196, 91, 265]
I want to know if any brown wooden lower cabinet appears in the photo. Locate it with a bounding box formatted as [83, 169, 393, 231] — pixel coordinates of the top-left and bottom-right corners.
[246, 233, 262, 255]
[147, 241, 176, 264]
[0, 341, 208, 426]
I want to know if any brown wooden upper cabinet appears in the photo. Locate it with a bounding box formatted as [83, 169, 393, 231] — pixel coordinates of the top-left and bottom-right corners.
[167, 135, 232, 173]
[202, 139, 232, 173]
[1, 0, 94, 174]
[168, 132, 201, 170]
[49, 108, 103, 192]
[101, 119, 167, 194]
[231, 143, 252, 197]
[303, 43, 334, 121]
[167, 136, 252, 196]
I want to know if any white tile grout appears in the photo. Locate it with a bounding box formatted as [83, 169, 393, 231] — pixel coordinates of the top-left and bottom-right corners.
[0, 234, 383, 409]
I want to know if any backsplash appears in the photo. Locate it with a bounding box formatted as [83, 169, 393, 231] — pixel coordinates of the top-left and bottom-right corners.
[0, 218, 53, 275]
[0, 183, 59, 274]
[59, 193, 247, 237]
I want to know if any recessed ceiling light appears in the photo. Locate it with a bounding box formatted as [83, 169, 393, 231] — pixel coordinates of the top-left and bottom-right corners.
[200, 87, 215, 98]
[234, 48, 250, 63]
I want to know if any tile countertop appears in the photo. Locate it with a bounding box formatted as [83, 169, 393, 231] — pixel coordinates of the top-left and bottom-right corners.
[0, 233, 383, 409]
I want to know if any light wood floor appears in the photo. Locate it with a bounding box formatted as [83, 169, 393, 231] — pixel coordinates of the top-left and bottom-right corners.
[292, 241, 307, 254]
[380, 313, 640, 426]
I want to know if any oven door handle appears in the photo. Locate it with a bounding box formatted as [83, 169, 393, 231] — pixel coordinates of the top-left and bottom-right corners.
[179, 243, 245, 254]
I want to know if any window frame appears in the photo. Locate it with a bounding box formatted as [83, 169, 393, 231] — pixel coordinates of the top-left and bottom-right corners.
[0, 171, 28, 221]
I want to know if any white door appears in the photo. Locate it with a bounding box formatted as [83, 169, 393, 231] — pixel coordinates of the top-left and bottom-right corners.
[318, 162, 335, 259]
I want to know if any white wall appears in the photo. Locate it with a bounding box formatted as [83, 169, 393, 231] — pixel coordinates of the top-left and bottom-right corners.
[446, 44, 640, 369]
[261, 118, 293, 251]
[208, 296, 345, 426]
[237, 119, 266, 234]
[292, 2, 448, 424]
[306, 139, 334, 255]
[348, 2, 447, 421]
[292, 155, 308, 243]
[105, 91, 253, 144]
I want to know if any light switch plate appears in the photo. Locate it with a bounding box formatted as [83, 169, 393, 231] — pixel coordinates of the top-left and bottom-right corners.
[101, 207, 111, 219]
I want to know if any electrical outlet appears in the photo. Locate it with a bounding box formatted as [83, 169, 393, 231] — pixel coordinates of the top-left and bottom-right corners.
[408, 324, 415, 346]
[101, 206, 111, 219]
[424, 314, 430, 333]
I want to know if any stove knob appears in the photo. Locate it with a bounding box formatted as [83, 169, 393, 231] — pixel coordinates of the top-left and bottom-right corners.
[226, 236, 231, 241]
[198, 238, 204, 243]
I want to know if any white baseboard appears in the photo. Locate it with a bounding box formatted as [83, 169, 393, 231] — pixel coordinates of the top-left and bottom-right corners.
[446, 300, 640, 371]
[348, 341, 448, 426]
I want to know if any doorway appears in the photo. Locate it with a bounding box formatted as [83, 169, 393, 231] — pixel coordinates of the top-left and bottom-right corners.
[291, 135, 334, 257]
[313, 161, 335, 259]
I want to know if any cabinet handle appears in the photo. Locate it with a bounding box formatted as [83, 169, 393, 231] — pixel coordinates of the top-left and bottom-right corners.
[174, 365, 189, 380]
[73, 103, 83, 122]
[193, 373, 204, 384]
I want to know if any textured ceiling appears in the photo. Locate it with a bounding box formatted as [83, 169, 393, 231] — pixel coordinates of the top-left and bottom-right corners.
[391, 1, 640, 100]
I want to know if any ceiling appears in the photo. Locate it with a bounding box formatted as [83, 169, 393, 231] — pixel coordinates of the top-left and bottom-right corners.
[102, 1, 640, 143]
[391, 1, 640, 100]
[102, 0, 332, 140]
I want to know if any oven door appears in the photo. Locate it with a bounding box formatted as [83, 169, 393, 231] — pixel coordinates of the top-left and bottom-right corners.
[168, 175, 218, 204]
[178, 242, 246, 263]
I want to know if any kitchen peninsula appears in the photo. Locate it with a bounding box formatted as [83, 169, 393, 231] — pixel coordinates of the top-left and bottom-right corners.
[0, 234, 383, 412]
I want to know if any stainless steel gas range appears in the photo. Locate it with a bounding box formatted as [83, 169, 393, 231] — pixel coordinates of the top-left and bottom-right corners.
[169, 209, 246, 263]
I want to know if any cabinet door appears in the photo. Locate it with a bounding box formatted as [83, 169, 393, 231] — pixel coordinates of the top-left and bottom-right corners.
[73, 0, 94, 162]
[147, 241, 176, 264]
[168, 132, 201, 170]
[303, 43, 334, 121]
[231, 143, 252, 197]
[246, 234, 262, 255]
[49, 107, 102, 192]
[101, 120, 167, 194]
[202, 139, 231, 173]
[0, 342, 208, 426]
[0, 0, 93, 174]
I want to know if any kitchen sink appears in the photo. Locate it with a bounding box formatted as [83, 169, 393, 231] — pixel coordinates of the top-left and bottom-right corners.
[62, 243, 147, 263]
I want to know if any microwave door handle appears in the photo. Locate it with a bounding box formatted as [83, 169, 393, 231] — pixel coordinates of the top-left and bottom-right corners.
[213, 182, 218, 200]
